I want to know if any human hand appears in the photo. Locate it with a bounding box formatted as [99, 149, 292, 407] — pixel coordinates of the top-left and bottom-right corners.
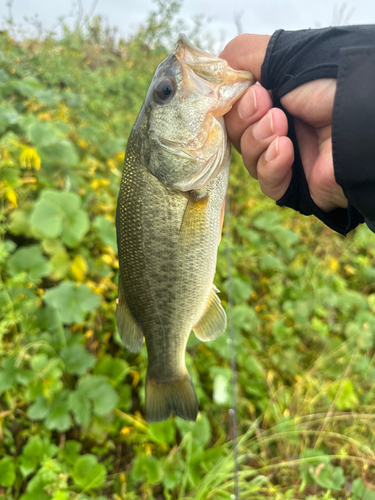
[220, 34, 348, 213]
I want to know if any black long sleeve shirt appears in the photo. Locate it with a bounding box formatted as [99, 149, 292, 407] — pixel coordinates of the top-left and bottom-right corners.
[260, 25, 375, 235]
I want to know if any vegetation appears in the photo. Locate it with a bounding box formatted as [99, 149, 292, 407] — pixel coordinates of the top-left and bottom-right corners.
[1, 2, 375, 499]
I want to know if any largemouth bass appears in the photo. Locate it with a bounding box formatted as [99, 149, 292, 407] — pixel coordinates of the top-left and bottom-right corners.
[116, 35, 254, 423]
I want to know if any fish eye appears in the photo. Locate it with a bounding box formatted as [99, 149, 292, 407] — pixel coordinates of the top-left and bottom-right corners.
[154, 78, 176, 104]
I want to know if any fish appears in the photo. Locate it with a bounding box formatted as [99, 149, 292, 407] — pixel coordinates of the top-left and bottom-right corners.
[116, 34, 254, 423]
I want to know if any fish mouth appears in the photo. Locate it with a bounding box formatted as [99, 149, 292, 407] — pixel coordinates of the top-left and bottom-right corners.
[174, 34, 255, 117]
[175, 33, 254, 86]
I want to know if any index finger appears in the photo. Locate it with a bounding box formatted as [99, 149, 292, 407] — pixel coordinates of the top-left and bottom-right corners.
[219, 35, 272, 151]
[219, 34, 271, 83]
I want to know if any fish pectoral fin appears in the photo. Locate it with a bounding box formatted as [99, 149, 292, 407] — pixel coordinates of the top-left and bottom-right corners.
[145, 370, 198, 423]
[193, 285, 227, 341]
[116, 287, 144, 353]
[179, 189, 209, 243]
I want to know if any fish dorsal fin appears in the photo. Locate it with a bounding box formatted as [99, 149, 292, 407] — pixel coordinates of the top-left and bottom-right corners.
[116, 285, 144, 353]
[193, 285, 227, 342]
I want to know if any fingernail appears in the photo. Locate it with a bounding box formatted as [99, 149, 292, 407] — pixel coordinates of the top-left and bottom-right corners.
[238, 87, 258, 119]
[265, 137, 279, 161]
[253, 109, 274, 140]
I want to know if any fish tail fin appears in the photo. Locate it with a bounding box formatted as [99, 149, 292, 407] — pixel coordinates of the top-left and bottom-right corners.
[145, 370, 199, 423]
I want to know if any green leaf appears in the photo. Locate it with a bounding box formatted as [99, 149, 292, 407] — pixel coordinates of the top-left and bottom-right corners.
[132, 454, 162, 485]
[259, 254, 285, 272]
[314, 464, 345, 491]
[93, 355, 128, 385]
[59, 343, 96, 375]
[148, 420, 176, 445]
[299, 449, 331, 484]
[50, 251, 71, 280]
[51, 492, 69, 500]
[70, 455, 106, 489]
[231, 276, 253, 302]
[352, 478, 366, 500]
[76, 375, 118, 416]
[19, 436, 58, 477]
[0, 357, 18, 394]
[27, 394, 50, 420]
[61, 209, 90, 247]
[253, 211, 282, 230]
[59, 440, 82, 466]
[44, 391, 72, 431]
[99, 136, 125, 157]
[28, 120, 64, 147]
[13, 76, 43, 98]
[44, 281, 100, 324]
[33, 89, 62, 106]
[0, 103, 20, 132]
[68, 391, 91, 425]
[177, 413, 211, 447]
[328, 379, 359, 411]
[233, 304, 259, 333]
[9, 206, 34, 237]
[274, 227, 300, 247]
[364, 490, 375, 500]
[7, 245, 52, 281]
[0, 456, 16, 487]
[91, 380, 119, 416]
[31, 190, 89, 246]
[31, 201, 63, 239]
[40, 140, 79, 166]
[93, 216, 117, 251]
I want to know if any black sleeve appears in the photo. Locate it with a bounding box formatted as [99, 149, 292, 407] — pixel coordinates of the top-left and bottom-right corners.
[260, 25, 375, 235]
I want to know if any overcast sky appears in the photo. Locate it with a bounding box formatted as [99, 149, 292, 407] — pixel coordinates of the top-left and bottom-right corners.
[1, 0, 375, 51]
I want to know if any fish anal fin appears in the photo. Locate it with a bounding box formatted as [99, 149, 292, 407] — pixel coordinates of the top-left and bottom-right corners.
[193, 285, 227, 341]
[116, 286, 143, 353]
[145, 370, 198, 423]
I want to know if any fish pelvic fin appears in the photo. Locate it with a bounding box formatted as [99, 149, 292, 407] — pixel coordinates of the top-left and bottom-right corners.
[145, 371, 199, 423]
[193, 285, 227, 341]
[116, 284, 143, 353]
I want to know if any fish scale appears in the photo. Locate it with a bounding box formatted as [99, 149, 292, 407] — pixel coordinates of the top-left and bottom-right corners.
[116, 34, 254, 422]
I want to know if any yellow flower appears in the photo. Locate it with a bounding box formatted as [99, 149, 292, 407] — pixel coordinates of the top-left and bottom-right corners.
[78, 139, 88, 149]
[37, 112, 51, 121]
[330, 258, 339, 271]
[70, 255, 88, 282]
[84, 329, 94, 339]
[130, 370, 140, 388]
[102, 254, 113, 265]
[6, 188, 17, 206]
[20, 145, 41, 170]
[90, 178, 110, 190]
[120, 427, 132, 436]
[107, 159, 116, 169]
[144, 444, 153, 456]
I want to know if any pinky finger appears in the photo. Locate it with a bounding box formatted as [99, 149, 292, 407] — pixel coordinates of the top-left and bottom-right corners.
[257, 136, 294, 201]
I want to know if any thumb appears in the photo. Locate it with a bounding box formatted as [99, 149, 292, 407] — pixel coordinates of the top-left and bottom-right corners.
[219, 34, 271, 82]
